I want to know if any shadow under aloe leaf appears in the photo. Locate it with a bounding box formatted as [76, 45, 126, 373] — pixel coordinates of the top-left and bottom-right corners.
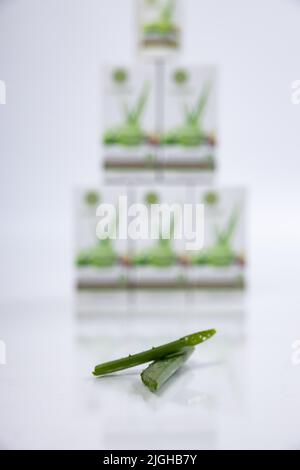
[94, 370, 141, 380]
[130, 360, 222, 401]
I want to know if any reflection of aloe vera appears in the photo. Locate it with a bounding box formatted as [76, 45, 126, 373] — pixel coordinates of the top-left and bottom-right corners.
[143, 0, 177, 36]
[104, 83, 149, 147]
[76, 215, 118, 268]
[194, 207, 240, 267]
[164, 82, 211, 147]
[133, 216, 176, 267]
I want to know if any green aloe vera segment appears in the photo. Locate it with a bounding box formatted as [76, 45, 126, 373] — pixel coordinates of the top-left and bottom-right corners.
[163, 81, 211, 147]
[193, 206, 241, 267]
[132, 215, 176, 267]
[141, 347, 194, 393]
[92, 329, 216, 377]
[76, 211, 118, 268]
[103, 82, 150, 147]
[143, 0, 177, 36]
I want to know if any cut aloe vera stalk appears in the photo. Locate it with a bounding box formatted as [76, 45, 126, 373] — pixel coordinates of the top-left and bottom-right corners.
[93, 329, 216, 377]
[141, 347, 194, 393]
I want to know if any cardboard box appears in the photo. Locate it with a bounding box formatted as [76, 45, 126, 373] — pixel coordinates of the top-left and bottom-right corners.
[186, 187, 246, 289]
[102, 65, 158, 183]
[74, 186, 246, 297]
[128, 185, 186, 288]
[137, 0, 181, 58]
[162, 65, 217, 182]
[74, 187, 129, 291]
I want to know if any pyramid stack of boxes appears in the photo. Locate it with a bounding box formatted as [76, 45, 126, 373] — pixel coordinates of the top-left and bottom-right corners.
[74, 0, 246, 311]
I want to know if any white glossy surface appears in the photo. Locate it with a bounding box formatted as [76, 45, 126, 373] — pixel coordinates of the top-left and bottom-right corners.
[0, 278, 300, 450]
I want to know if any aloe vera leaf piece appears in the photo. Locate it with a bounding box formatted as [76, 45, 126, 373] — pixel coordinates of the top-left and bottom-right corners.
[93, 329, 216, 377]
[141, 347, 194, 393]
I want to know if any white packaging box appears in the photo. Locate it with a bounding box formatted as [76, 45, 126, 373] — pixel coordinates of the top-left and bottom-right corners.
[187, 187, 246, 289]
[128, 185, 186, 289]
[74, 186, 247, 315]
[74, 186, 129, 292]
[162, 65, 217, 182]
[137, 0, 182, 58]
[102, 65, 158, 183]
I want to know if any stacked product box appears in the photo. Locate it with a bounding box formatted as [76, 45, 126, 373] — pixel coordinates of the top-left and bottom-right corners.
[74, 187, 129, 309]
[74, 0, 247, 313]
[75, 186, 246, 293]
[102, 65, 159, 184]
[137, 0, 182, 58]
[102, 64, 217, 184]
[161, 65, 217, 182]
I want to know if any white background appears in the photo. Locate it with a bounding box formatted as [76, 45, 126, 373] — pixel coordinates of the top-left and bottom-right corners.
[1, 0, 300, 450]
[0, 0, 300, 302]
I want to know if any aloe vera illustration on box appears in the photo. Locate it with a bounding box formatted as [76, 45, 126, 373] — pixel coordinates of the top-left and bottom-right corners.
[76, 238, 118, 268]
[75, 188, 123, 269]
[143, 0, 177, 36]
[132, 216, 176, 267]
[103, 66, 158, 178]
[75, 188, 132, 293]
[103, 82, 150, 147]
[162, 66, 217, 179]
[193, 207, 242, 267]
[76, 216, 118, 268]
[140, 0, 180, 50]
[164, 81, 212, 147]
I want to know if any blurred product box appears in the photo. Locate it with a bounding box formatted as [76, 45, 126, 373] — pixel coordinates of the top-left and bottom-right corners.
[187, 187, 246, 289]
[74, 186, 246, 308]
[161, 65, 217, 183]
[102, 65, 159, 184]
[102, 64, 217, 184]
[137, 0, 181, 58]
[75, 2, 245, 318]
[128, 185, 186, 288]
[74, 187, 129, 291]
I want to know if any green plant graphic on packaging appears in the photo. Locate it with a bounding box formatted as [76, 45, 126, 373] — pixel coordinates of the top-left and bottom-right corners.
[75, 187, 246, 291]
[76, 213, 118, 268]
[132, 216, 176, 268]
[112, 68, 128, 85]
[145, 191, 160, 205]
[193, 207, 242, 267]
[75, 189, 129, 288]
[203, 191, 219, 206]
[173, 68, 189, 85]
[140, 0, 180, 52]
[160, 66, 217, 179]
[164, 81, 211, 147]
[85, 190, 100, 206]
[103, 65, 158, 181]
[104, 82, 150, 147]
